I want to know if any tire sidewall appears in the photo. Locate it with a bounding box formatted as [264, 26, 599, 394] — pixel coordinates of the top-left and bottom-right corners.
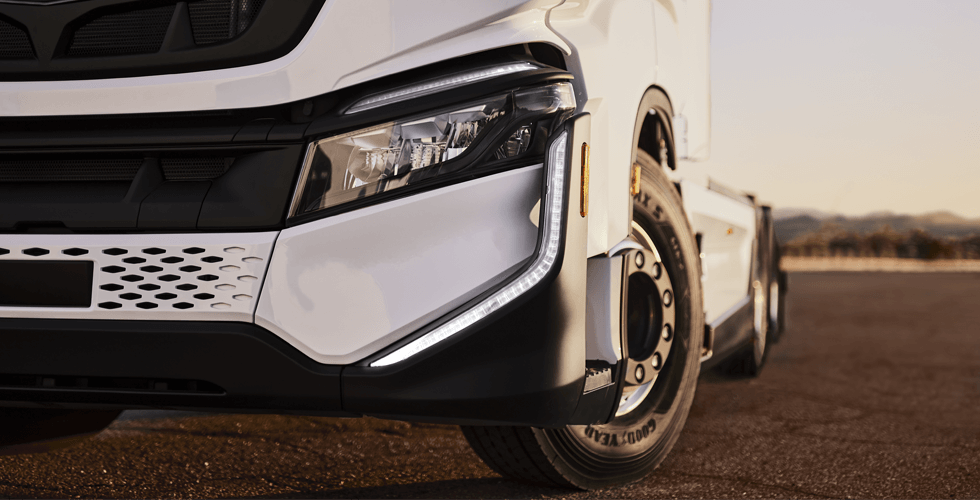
[536, 149, 704, 489]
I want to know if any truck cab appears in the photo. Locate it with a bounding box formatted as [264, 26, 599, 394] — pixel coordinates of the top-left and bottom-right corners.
[0, 0, 784, 488]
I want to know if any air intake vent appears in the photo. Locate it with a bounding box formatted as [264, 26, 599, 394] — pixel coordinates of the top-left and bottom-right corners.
[0, 159, 143, 182]
[162, 157, 233, 181]
[188, 0, 265, 46]
[0, 157, 234, 182]
[67, 4, 176, 58]
[0, 18, 33, 60]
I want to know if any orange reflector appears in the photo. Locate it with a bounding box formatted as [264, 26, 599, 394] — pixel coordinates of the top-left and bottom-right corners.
[581, 142, 590, 217]
[631, 162, 642, 196]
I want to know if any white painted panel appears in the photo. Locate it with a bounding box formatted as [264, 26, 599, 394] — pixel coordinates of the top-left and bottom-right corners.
[653, 0, 712, 161]
[255, 165, 543, 365]
[0, 232, 276, 322]
[0, 0, 567, 117]
[679, 180, 755, 322]
[550, 0, 661, 256]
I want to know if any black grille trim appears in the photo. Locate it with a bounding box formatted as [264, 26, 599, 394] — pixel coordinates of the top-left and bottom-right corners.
[189, 0, 265, 46]
[0, 158, 143, 182]
[67, 4, 176, 58]
[0, 17, 33, 60]
[0, 157, 235, 182]
[0, 0, 326, 81]
[161, 157, 233, 181]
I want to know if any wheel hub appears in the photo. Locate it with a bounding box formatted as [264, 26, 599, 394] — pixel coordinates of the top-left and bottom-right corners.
[617, 222, 675, 416]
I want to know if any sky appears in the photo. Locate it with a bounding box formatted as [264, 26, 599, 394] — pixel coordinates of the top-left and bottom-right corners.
[683, 0, 980, 218]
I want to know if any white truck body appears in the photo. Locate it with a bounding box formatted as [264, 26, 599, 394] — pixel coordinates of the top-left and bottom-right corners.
[0, 0, 780, 484]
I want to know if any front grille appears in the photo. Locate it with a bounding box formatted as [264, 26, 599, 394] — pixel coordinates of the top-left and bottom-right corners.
[0, 373, 225, 394]
[0, 18, 33, 60]
[0, 234, 275, 321]
[0, 0, 325, 80]
[189, 0, 265, 46]
[67, 4, 176, 58]
[0, 159, 143, 182]
[161, 157, 233, 181]
[66, 1, 265, 58]
[0, 157, 235, 182]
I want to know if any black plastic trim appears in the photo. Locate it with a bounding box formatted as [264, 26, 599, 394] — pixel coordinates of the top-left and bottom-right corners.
[0, 318, 350, 413]
[0, 145, 304, 232]
[698, 297, 754, 372]
[0, 260, 93, 307]
[0, 0, 327, 81]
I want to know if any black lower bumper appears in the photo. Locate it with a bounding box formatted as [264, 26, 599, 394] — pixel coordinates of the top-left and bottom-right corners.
[0, 271, 592, 426]
[342, 274, 590, 427]
[0, 318, 349, 414]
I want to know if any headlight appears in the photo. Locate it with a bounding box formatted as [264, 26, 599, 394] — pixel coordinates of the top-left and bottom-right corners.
[288, 82, 575, 219]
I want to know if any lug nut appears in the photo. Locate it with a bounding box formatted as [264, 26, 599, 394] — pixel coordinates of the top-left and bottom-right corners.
[652, 353, 662, 370]
[663, 290, 673, 307]
[635, 251, 645, 268]
[653, 262, 662, 279]
[662, 324, 672, 341]
[634, 364, 645, 382]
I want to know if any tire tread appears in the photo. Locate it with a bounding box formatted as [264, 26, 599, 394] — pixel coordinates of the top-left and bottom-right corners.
[461, 426, 573, 487]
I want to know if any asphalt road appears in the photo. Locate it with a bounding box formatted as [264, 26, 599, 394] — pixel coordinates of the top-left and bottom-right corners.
[0, 272, 978, 499]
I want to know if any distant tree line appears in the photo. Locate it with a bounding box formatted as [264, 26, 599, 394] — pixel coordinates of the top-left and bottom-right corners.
[782, 226, 980, 260]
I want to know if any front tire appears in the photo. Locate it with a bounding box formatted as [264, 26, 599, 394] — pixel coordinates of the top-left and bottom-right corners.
[462, 148, 704, 489]
[0, 409, 120, 456]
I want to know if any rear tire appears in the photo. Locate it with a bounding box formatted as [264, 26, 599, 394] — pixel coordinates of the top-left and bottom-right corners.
[770, 244, 788, 342]
[720, 211, 776, 377]
[462, 146, 704, 489]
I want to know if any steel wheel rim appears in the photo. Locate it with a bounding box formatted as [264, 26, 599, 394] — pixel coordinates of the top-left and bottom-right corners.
[753, 280, 766, 364]
[616, 222, 676, 416]
[558, 219, 685, 462]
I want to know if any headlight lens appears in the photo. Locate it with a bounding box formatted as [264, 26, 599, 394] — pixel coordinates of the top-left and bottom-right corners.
[288, 82, 575, 218]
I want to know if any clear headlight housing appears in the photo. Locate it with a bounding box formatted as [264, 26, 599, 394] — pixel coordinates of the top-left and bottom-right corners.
[288, 82, 575, 218]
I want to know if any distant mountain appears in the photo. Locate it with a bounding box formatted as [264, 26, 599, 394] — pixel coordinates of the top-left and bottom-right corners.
[772, 207, 837, 221]
[774, 209, 980, 244]
[915, 211, 971, 225]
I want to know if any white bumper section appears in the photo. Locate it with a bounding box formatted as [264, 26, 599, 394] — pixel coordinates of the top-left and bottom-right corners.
[0, 165, 543, 365]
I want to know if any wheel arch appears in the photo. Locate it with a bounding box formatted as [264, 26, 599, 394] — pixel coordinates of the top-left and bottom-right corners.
[632, 86, 677, 171]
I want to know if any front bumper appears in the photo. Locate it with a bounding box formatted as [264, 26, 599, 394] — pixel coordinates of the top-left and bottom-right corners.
[0, 262, 581, 426]
[0, 114, 605, 426]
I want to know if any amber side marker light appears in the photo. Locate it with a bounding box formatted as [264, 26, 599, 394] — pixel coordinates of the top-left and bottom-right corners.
[630, 162, 642, 197]
[581, 142, 590, 217]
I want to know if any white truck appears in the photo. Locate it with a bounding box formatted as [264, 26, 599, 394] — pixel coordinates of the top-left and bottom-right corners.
[0, 0, 785, 489]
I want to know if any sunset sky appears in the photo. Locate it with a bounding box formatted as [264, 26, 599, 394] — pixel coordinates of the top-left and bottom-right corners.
[684, 0, 980, 218]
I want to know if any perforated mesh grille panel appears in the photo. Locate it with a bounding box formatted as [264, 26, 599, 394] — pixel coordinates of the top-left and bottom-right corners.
[67, 4, 176, 58]
[0, 159, 143, 182]
[0, 18, 33, 60]
[0, 232, 276, 322]
[161, 158, 232, 181]
[189, 0, 265, 46]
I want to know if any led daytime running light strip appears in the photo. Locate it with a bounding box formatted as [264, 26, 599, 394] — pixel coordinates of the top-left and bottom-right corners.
[370, 132, 568, 367]
[346, 62, 540, 114]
